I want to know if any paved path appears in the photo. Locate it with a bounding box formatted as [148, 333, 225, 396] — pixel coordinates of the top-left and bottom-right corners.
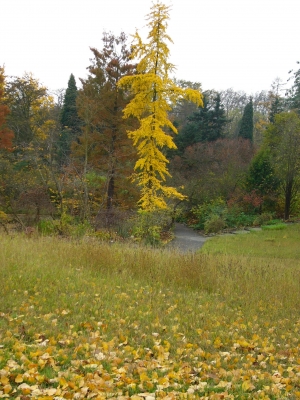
[167, 223, 207, 253]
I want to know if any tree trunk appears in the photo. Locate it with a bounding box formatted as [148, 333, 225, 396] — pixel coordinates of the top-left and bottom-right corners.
[106, 170, 115, 211]
[284, 179, 293, 220]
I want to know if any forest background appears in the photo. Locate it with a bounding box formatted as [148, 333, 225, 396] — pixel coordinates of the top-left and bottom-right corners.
[1, 2, 300, 244]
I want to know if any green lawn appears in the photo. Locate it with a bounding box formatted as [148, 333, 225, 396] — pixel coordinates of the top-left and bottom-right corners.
[201, 223, 300, 259]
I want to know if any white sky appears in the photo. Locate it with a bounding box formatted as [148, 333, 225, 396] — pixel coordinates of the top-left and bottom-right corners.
[1, 0, 299, 94]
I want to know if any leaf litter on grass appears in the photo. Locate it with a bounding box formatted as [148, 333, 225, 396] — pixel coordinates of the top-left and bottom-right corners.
[0, 234, 300, 399]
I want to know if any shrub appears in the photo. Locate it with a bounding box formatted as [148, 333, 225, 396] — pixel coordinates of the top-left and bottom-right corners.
[37, 217, 93, 238]
[265, 218, 282, 225]
[92, 229, 112, 241]
[71, 221, 93, 238]
[0, 211, 9, 233]
[131, 210, 172, 246]
[253, 212, 274, 226]
[191, 198, 226, 230]
[37, 219, 57, 235]
[94, 209, 139, 239]
[204, 214, 225, 234]
[191, 200, 257, 231]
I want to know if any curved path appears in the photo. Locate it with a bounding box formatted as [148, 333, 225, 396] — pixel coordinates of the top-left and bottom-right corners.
[167, 223, 207, 252]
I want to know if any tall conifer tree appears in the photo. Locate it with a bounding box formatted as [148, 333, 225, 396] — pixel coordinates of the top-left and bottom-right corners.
[76, 32, 137, 212]
[59, 74, 81, 162]
[118, 2, 202, 210]
[239, 97, 253, 141]
[287, 62, 300, 114]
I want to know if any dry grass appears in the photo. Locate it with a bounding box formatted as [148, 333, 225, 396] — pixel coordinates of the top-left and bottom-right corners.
[0, 232, 300, 399]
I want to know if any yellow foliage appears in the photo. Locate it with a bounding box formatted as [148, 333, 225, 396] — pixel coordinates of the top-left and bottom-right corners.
[0, 211, 8, 221]
[118, 2, 203, 210]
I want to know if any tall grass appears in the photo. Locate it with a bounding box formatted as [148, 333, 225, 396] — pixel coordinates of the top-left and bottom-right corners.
[1, 231, 300, 398]
[1, 232, 299, 333]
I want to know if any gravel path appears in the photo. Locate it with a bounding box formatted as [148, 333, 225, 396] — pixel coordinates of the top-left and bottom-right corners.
[167, 223, 207, 252]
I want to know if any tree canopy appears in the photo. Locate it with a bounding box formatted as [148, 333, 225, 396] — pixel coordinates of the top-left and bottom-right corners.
[264, 111, 300, 219]
[239, 97, 253, 141]
[58, 74, 81, 163]
[0, 67, 14, 150]
[118, 2, 203, 210]
[174, 91, 227, 155]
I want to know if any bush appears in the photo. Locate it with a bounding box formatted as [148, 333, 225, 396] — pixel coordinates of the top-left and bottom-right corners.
[191, 198, 226, 230]
[253, 212, 274, 226]
[37, 219, 57, 235]
[191, 200, 256, 231]
[71, 221, 93, 238]
[131, 210, 172, 246]
[92, 229, 112, 241]
[204, 214, 225, 234]
[265, 218, 282, 225]
[37, 217, 93, 238]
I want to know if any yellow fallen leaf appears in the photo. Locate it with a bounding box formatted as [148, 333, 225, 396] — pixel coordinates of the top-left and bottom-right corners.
[46, 388, 58, 396]
[239, 339, 251, 348]
[3, 384, 12, 394]
[15, 374, 23, 383]
[242, 380, 255, 392]
[0, 376, 9, 385]
[140, 372, 150, 382]
[59, 377, 68, 388]
[214, 337, 223, 348]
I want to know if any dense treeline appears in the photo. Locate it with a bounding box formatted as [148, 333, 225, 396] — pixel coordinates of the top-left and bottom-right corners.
[1, 5, 300, 241]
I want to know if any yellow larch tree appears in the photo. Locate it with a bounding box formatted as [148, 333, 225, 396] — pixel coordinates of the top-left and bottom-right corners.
[118, 2, 203, 211]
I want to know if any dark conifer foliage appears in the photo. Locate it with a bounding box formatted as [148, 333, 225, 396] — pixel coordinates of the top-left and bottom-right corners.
[174, 92, 227, 155]
[287, 62, 300, 114]
[238, 97, 253, 141]
[59, 74, 81, 162]
[269, 96, 285, 123]
[75, 32, 137, 212]
[246, 149, 279, 196]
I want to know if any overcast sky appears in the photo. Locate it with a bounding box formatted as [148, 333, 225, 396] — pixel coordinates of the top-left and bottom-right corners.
[1, 0, 299, 95]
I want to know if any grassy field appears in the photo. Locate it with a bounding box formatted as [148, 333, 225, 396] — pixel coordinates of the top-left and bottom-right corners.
[0, 227, 300, 399]
[202, 223, 300, 259]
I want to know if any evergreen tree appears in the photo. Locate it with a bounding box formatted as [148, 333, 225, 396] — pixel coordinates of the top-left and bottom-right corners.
[75, 32, 137, 213]
[59, 74, 81, 162]
[246, 149, 279, 199]
[239, 97, 253, 141]
[269, 79, 286, 123]
[287, 62, 300, 114]
[174, 92, 227, 155]
[212, 93, 227, 140]
[269, 96, 284, 123]
[174, 95, 209, 153]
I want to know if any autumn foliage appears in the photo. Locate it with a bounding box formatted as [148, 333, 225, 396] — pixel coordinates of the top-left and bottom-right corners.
[119, 3, 203, 210]
[75, 32, 138, 212]
[0, 67, 14, 150]
[1, 231, 300, 398]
